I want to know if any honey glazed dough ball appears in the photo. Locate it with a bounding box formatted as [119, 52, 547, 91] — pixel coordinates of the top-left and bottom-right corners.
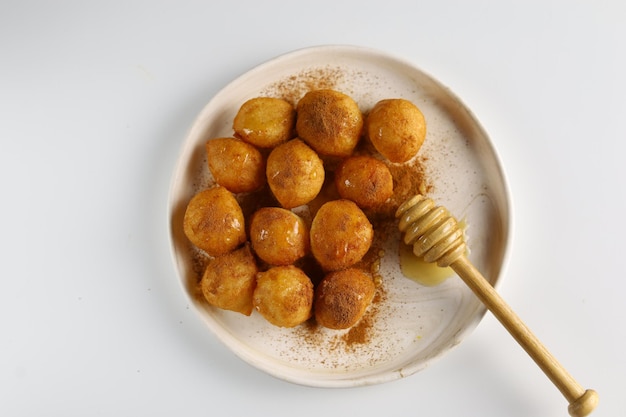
[314, 268, 376, 330]
[233, 97, 295, 148]
[296, 89, 364, 157]
[309, 199, 373, 271]
[206, 137, 266, 193]
[200, 244, 258, 316]
[183, 186, 246, 257]
[253, 265, 314, 328]
[366, 98, 426, 163]
[266, 138, 325, 209]
[334, 155, 393, 209]
[249, 207, 309, 266]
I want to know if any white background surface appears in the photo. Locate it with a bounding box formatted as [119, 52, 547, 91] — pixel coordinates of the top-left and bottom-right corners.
[1, 1, 624, 416]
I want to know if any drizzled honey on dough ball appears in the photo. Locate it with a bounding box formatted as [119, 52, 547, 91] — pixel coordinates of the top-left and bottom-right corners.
[206, 137, 266, 193]
[266, 138, 325, 209]
[296, 89, 363, 157]
[309, 199, 373, 272]
[249, 207, 309, 266]
[200, 244, 258, 316]
[314, 268, 376, 330]
[182, 186, 246, 257]
[366, 98, 426, 163]
[233, 97, 295, 148]
[253, 265, 314, 328]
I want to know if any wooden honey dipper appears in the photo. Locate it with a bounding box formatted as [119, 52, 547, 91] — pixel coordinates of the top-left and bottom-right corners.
[396, 194, 598, 417]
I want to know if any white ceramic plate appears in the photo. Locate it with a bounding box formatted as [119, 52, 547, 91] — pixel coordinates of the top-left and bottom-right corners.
[168, 45, 511, 387]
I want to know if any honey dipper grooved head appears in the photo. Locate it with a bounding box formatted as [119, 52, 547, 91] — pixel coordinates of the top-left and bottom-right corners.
[395, 195, 467, 267]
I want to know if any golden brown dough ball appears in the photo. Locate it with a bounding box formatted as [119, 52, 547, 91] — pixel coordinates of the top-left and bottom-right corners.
[334, 155, 393, 209]
[183, 186, 246, 257]
[201, 244, 258, 315]
[266, 139, 324, 209]
[253, 265, 314, 328]
[296, 89, 363, 157]
[233, 97, 295, 148]
[314, 268, 376, 329]
[366, 98, 426, 163]
[206, 137, 266, 193]
[309, 199, 373, 271]
[249, 207, 309, 266]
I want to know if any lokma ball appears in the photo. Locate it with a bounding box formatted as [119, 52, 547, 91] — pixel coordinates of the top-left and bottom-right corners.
[334, 155, 393, 209]
[314, 268, 376, 330]
[233, 97, 295, 148]
[366, 98, 426, 163]
[309, 199, 373, 271]
[183, 186, 246, 257]
[206, 137, 266, 193]
[249, 207, 309, 266]
[266, 139, 324, 209]
[201, 244, 258, 315]
[296, 89, 363, 157]
[253, 265, 314, 328]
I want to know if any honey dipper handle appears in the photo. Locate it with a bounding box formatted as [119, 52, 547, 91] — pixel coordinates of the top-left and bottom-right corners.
[451, 256, 598, 417]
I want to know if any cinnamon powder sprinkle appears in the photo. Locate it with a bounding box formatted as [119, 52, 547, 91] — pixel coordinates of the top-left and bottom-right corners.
[260, 66, 348, 105]
[342, 290, 385, 348]
[295, 287, 387, 353]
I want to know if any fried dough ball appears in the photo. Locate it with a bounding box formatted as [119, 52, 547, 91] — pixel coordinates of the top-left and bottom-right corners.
[366, 98, 426, 163]
[253, 265, 314, 328]
[233, 97, 295, 148]
[200, 244, 258, 315]
[334, 155, 393, 209]
[206, 137, 266, 193]
[310, 199, 373, 271]
[249, 207, 309, 266]
[266, 139, 324, 209]
[183, 186, 246, 257]
[296, 89, 363, 157]
[314, 268, 376, 329]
